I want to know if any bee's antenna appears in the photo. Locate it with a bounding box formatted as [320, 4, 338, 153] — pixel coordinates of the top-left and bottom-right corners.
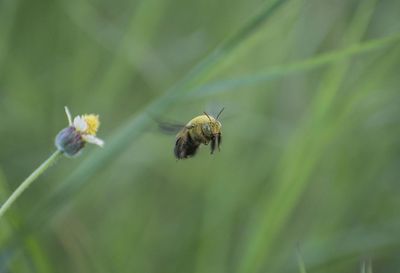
[216, 107, 225, 120]
[203, 112, 212, 122]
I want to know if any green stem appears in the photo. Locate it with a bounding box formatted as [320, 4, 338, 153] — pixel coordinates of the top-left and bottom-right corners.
[0, 150, 62, 219]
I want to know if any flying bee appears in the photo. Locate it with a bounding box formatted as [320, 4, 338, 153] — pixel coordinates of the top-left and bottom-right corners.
[158, 108, 224, 159]
[174, 108, 224, 159]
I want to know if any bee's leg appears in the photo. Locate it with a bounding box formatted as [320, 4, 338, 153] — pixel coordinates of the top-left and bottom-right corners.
[174, 137, 185, 159]
[210, 133, 222, 154]
[210, 137, 216, 154]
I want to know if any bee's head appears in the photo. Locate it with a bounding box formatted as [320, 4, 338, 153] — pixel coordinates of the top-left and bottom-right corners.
[203, 108, 224, 137]
[202, 120, 221, 136]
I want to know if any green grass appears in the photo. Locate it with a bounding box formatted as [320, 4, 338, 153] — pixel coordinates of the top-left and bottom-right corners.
[1, 0, 400, 272]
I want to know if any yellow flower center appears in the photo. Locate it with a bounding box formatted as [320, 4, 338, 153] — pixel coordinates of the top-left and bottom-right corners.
[83, 114, 100, 135]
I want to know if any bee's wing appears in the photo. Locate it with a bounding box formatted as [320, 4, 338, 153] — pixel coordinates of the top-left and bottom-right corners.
[157, 121, 186, 135]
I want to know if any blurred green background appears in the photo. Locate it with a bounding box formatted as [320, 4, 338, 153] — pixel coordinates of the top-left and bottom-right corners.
[1, 0, 400, 272]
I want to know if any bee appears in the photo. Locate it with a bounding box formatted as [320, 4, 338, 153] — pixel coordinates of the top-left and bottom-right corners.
[172, 108, 224, 159]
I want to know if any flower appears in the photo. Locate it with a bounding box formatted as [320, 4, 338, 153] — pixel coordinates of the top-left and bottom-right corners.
[55, 106, 104, 156]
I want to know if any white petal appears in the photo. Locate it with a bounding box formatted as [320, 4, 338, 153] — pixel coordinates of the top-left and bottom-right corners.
[82, 135, 104, 147]
[73, 116, 88, 132]
[64, 106, 72, 125]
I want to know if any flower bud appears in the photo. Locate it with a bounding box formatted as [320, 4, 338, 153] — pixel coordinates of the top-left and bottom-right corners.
[55, 126, 85, 157]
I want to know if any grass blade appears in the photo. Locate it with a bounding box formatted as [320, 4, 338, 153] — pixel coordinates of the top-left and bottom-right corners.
[188, 33, 400, 98]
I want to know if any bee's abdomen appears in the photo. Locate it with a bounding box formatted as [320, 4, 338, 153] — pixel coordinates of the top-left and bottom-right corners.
[174, 132, 200, 159]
